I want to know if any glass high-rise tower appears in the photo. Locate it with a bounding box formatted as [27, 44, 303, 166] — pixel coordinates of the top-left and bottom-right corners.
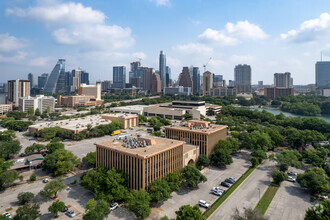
[28, 73, 33, 90]
[113, 66, 126, 89]
[43, 59, 66, 94]
[192, 67, 200, 95]
[159, 51, 166, 90]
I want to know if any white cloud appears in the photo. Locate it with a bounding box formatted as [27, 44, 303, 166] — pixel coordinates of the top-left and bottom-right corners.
[0, 33, 27, 52]
[6, 1, 134, 51]
[29, 56, 54, 67]
[149, 0, 170, 6]
[198, 21, 268, 46]
[0, 51, 27, 63]
[166, 56, 181, 68]
[229, 54, 255, 63]
[6, 2, 106, 25]
[173, 43, 213, 55]
[281, 13, 330, 43]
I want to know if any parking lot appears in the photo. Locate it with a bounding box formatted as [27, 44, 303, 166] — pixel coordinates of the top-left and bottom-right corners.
[150, 151, 251, 219]
[265, 168, 314, 220]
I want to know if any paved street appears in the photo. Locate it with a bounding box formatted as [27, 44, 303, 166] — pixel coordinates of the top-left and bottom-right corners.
[265, 168, 314, 220]
[209, 159, 276, 220]
[151, 151, 251, 219]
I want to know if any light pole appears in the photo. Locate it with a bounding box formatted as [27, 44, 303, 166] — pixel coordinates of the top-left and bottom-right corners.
[258, 188, 261, 201]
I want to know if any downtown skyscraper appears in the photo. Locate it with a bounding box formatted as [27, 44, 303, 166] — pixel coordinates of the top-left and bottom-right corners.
[113, 66, 126, 89]
[159, 51, 166, 90]
[234, 64, 252, 94]
[43, 59, 66, 94]
[192, 67, 200, 95]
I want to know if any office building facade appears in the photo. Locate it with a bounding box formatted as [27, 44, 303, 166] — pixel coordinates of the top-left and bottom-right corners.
[28, 73, 34, 90]
[178, 67, 193, 91]
[143, 68, 154, 91]
[316, 61, 330, 90]
[192, 67, 200, 95]
[234, 64, 251, 94]
[38, 73, 48, 89]
[7, 79, 30, 106]
[113, 66, 126, 89]
[166, 66, 171, 87]
[274, 72, 292, 88]
[159, 51, 166, 89]
[19, 95, 55, 113]
[44, 59, 66, 94]
[78, 83, 101, 100]
[264, 87, 294, 99]
[151, 73, 161, 93]
[202, 71, 213, 96]
[164, 86, 192, 96]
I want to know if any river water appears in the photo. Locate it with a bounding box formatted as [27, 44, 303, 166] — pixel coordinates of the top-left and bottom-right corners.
[245, 106, 330, 124]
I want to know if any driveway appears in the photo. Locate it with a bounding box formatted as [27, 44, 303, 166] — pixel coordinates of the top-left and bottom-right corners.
[151, 151, 251, 219]
[209, 159, 276, 220]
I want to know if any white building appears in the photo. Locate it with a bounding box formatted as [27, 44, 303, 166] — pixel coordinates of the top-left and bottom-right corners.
[164, 86, 192, 96]
[19, 95, 55, 113]
[78, 83, 101, 100]
[109, 105, 148, 115]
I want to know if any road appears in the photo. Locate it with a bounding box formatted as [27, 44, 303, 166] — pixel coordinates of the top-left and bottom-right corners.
[209, 159, 276, 220]
[265, 168, 314, 220]
[151, 151, 251, 219]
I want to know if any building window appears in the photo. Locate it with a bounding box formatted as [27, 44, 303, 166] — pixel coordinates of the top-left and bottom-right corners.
[193, 150, 196, 154]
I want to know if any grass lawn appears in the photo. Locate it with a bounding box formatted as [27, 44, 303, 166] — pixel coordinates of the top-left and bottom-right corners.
[203, 167, 256, 219]
[254, 184, 280, 215]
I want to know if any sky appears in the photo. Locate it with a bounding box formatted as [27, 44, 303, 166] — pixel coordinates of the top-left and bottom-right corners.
[1, 0, 330, 85]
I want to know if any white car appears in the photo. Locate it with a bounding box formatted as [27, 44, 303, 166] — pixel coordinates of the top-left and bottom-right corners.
[43, 178, 49, 183]
[211, 187, 224, 196]
[66, 210, 76, 218]
[198, 200, 210, 208]
[2, 212, 11, 219]
[287, 176, 296, 182]
[110, 202, 118, 211]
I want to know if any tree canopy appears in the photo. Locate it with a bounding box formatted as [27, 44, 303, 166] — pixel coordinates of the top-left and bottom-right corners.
[297, 168, 329, 195]
[175, 205, 203, 220]
[127, 189, 151, 220]
[182, 164, 207, 188]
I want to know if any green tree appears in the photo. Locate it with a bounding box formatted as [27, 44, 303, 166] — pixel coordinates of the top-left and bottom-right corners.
[206, 108, 215, 116]
[251, 150, 267, 163]
[0, 169, 19, 189]
[297, 168, 329, 194]
[148, 178, 171, 203]
[242, 130, 273, 151]
[13, 203, 41, 220]
[209, 148, 233, 168]
[127, 189, 151, 220]
[182, 113, 192, 121]
[138, 115, 147, 123]
[17, 192, 34, 205]
[304, 199, 330, 220]
[324, 163, 330, 177]
[82, 152, 96, 167]
[303, 148, 328, 167]
[0, 130, 16, 141]
[196, 154, 210, 168]
[42, 149, 80, 176]
[83, 199, 111, 220]
[27, 107, 34, 116]
[25, 144, 46, 154]
[276, 150, 302, 170]
[0, 140, 21, 159]
[34, 108, 41, 116]
[42, 177, 66, 198]
[175, 205, 203, 220]
[250, 157, 259, 167]
[164, 170, 182, 192]
[46, 142, 65, 153]
[81, 167, 129, 202]
[29, 174, 36, 181]
[48, 200, 65, 217]
[182, 164, 207, 188]
[272, 170, 287, 185]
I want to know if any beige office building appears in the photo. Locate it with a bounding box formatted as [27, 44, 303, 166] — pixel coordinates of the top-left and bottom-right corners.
[164, 120, 227, 157]
[0, 104, 12, 115]
[202, 71, 213, 96]
[19, 95, 55, 113]
[101, 113, 138, 129]
[78, 83, 101, 100]
[96, 136, 198, 190]
[58, 95, 104, 107]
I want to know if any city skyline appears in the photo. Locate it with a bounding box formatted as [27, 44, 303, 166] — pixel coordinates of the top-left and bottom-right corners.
[1, 0, 330, 84]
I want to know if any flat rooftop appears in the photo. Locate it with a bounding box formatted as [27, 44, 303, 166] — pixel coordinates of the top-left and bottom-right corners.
[29, 115, 111, 132]
[110, 105, 148, 110]
[96, 135, 185, 159]
[164, 122, 228, 135]
[102, 113, 138, 119]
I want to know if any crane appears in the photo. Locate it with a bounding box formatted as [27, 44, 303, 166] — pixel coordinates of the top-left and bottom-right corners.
[203, 57, 212, 72]
[134, 57, 142, 63]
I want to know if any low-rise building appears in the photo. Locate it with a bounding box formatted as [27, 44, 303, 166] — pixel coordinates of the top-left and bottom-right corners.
[109, 105, 148, 115]
[57, 95, 104, 107]
[163, 86, 192, 96]
[28, 115, 111, 134]
[143, 101, 207, 120]
[264, 87, 294, 99]
[164, 120, 228, 157]
[78, 83, 101, 100]
[19, 95, 55, 113]
[0, 104, 12, 115]
[96, 135, 198, 189]
[101, 113, 138, 129]
[9, 154, 44, 170]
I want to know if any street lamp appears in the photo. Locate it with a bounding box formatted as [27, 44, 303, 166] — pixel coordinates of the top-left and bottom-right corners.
[258, 188, 261, 201]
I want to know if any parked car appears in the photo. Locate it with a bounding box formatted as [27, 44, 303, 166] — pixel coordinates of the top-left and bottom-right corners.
[211, 187, 224, 196]
[2, 212, 11, 219]
[19, 153, 25, 157]
[110, 202, 118, 211]
[221, 181, 230, 187]
[43, 178, 49, 183]
[225, 177, 236, 184]
[66, 210, 76, 218]
[198, 200, 210, 209]
[287, 171, 297, 176]
[287, 176, 296, 182]
[62, 206, 68, 212]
